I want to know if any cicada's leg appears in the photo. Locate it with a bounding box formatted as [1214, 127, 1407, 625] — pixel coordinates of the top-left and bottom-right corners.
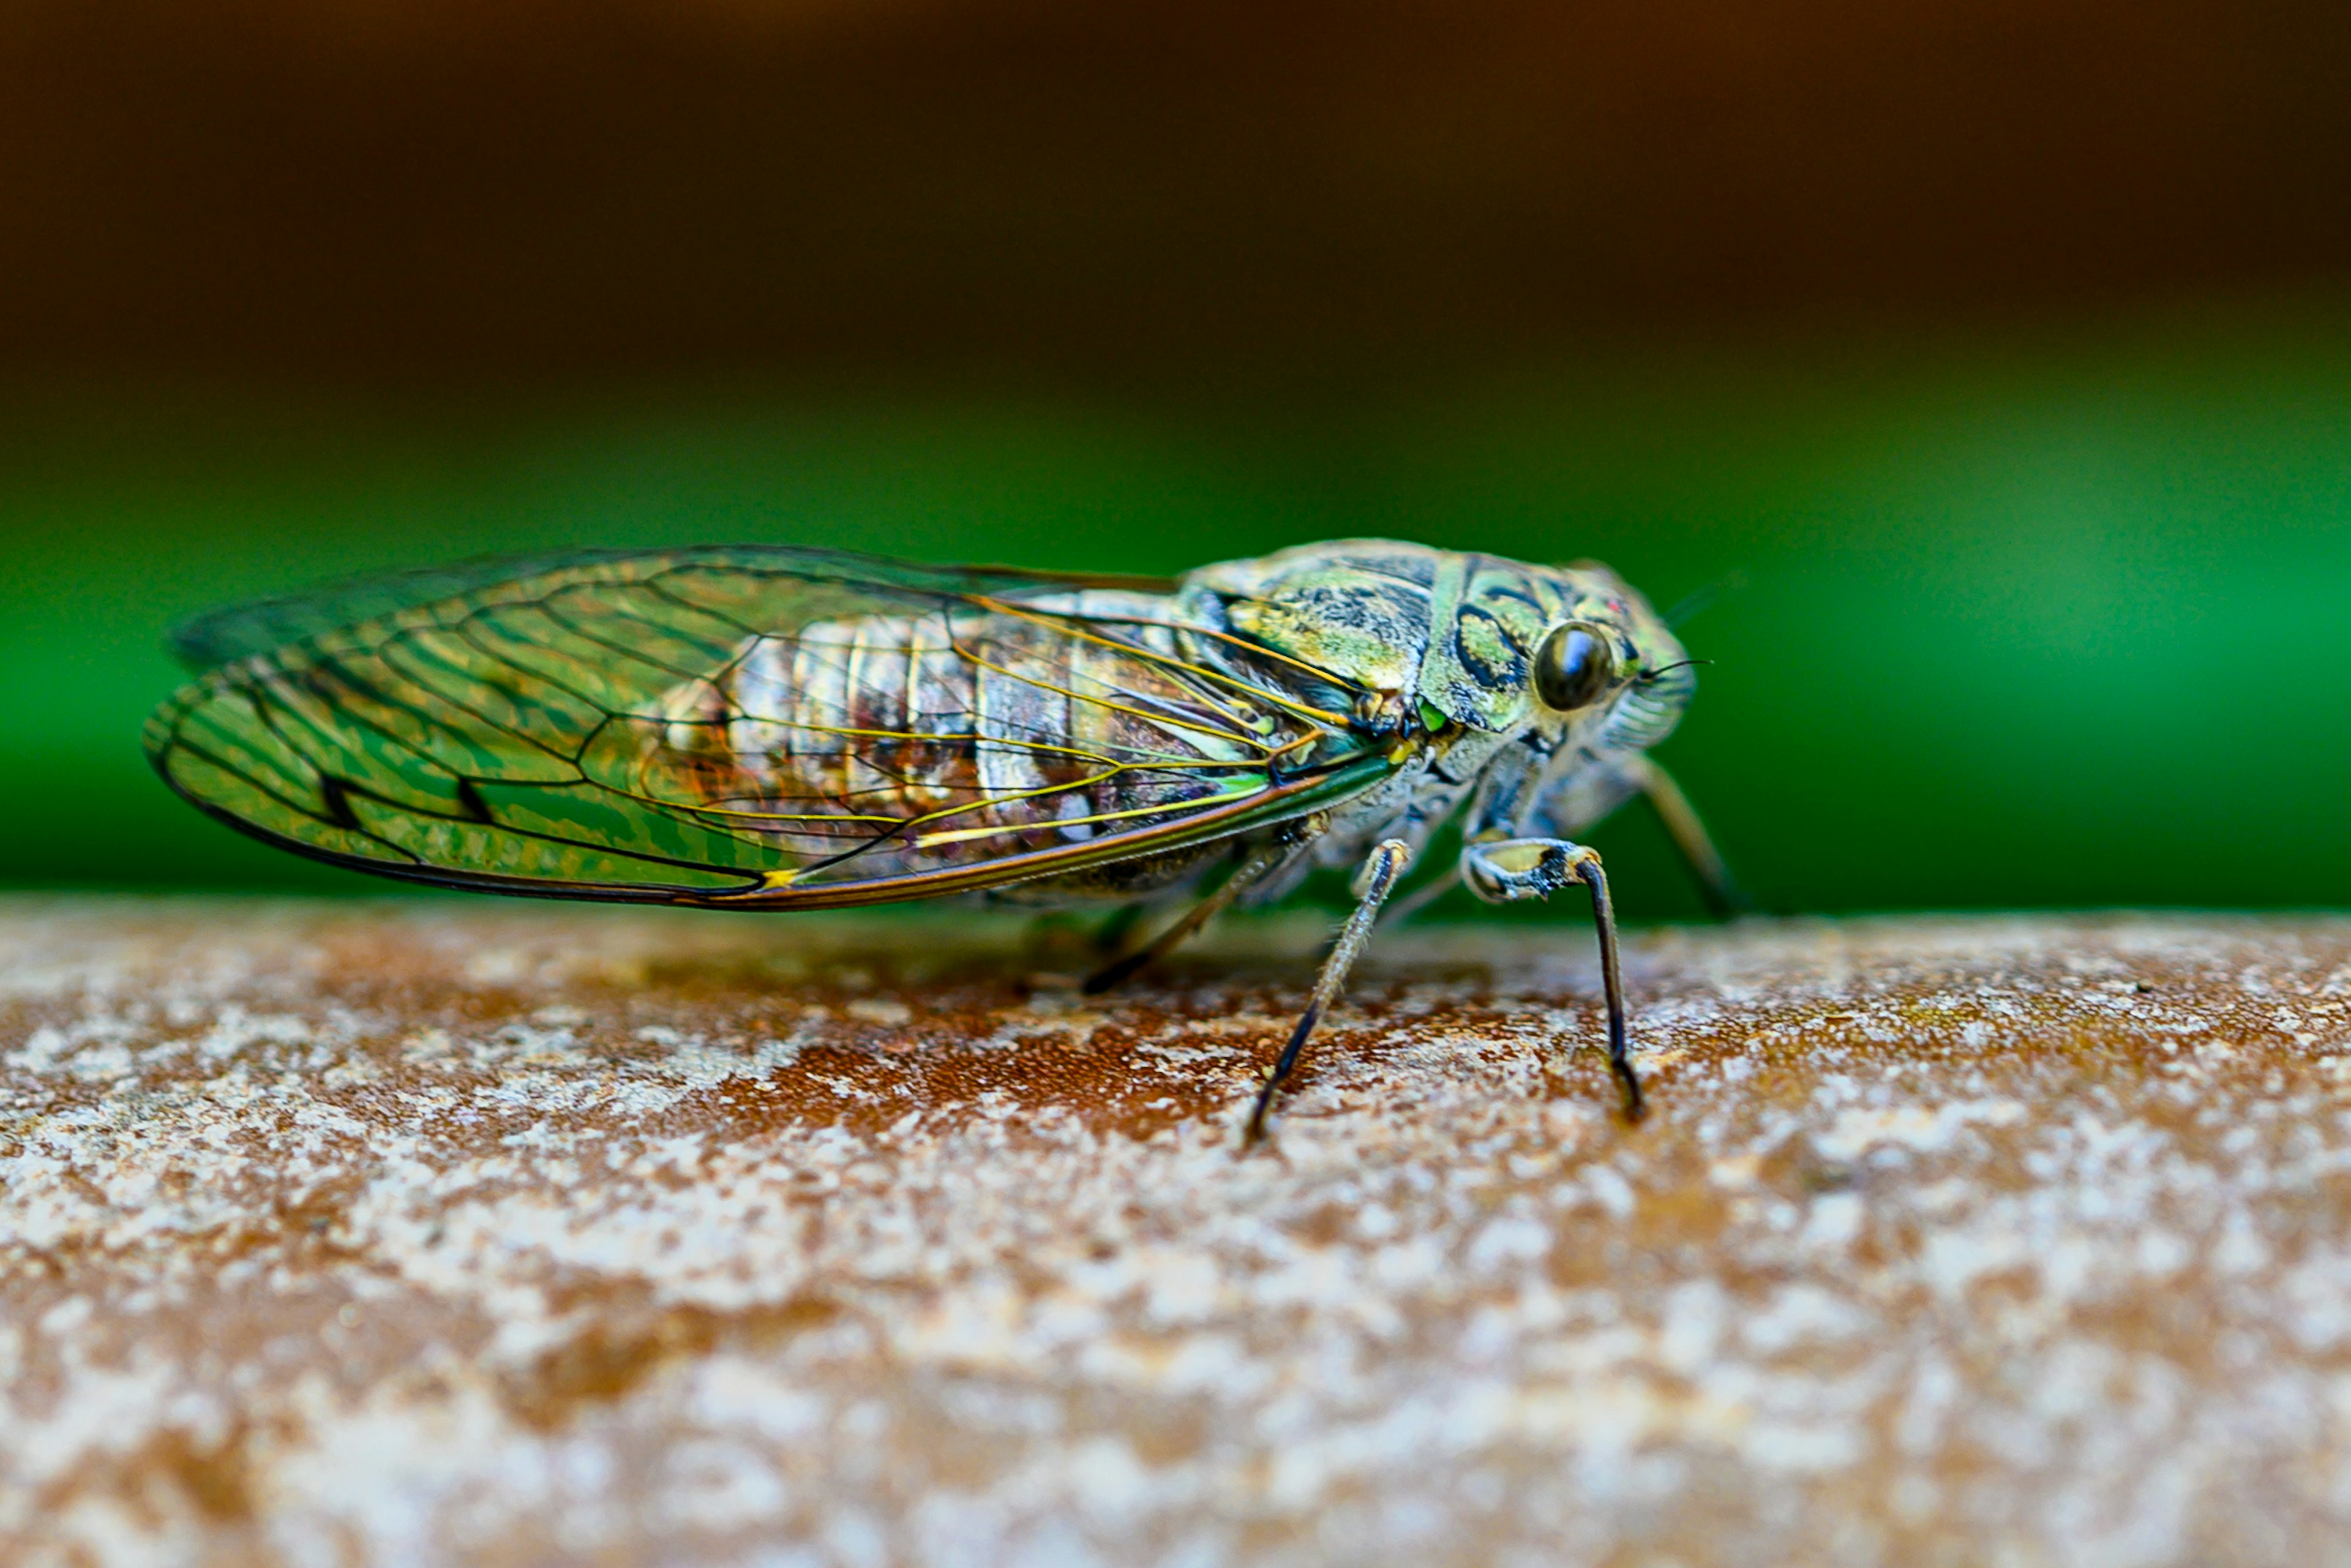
[1085, 817, 1324, 996]
[1090, 901, 1148, 956]
[1245, 838, 1414, 1142]
[1622, 756, 1749, 917]
[1461, 837, 1644, 1121]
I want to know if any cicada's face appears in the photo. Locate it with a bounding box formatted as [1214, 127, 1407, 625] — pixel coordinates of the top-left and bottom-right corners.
[1501, 563, 1695, 762]
[1185, 541, 1694, 760]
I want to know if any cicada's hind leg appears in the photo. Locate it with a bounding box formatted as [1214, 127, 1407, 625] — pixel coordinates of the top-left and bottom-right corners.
[1245, 837, 1414, 1142]
[1084, 817, 1323, 996]
[1622, 756, 1749, 917]
[1090, 901, 1148, 957]
[1461, 837, 1643, 1122]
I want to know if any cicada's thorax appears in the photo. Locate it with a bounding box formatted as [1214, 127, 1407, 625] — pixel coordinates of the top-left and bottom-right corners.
[1176, 540, 1695, 890]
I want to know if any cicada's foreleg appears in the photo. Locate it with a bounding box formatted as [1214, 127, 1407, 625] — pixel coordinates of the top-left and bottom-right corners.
[1622, 756, 1749, 917]
[1461, 837, 1644, 1121]
[1084, 829, 1308, 996]
[1245, 837, 1414, 1142]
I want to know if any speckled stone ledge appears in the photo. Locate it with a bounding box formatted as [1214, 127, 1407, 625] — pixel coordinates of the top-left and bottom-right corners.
[4, 899, 2351, 1567]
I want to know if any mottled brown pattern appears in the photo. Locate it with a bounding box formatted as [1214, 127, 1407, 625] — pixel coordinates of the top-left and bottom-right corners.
[7, 901, 2351, 1566]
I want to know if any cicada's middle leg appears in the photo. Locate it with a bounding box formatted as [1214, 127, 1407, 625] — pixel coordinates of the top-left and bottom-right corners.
[1244, 836, 1414, 1143]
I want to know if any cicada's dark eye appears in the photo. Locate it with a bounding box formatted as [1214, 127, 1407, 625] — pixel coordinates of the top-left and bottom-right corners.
[1534, 622, 1614, 711]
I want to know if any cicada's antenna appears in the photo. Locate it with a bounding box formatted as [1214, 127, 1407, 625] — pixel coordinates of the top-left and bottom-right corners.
[1663, 569, 1747, 631]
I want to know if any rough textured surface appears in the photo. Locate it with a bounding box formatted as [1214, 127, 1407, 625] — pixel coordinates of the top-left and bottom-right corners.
[5, 899, 2351, 1567]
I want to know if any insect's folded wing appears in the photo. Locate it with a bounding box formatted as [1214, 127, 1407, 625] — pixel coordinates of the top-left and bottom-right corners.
[165, 543, 1178, 672]
[146, 549, 1382, 905]
[166, 550, 629, 672]
[148, 604, 782, 900]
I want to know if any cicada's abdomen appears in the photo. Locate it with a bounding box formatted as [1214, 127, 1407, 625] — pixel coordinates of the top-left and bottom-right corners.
[653, 591, 1290, 883]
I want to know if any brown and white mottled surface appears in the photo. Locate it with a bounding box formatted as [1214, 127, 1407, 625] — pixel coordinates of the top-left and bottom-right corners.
[4, 899, 2351, 1567]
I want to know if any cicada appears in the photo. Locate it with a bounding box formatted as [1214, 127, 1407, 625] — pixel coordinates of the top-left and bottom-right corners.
[146, 540, 1736, 1135]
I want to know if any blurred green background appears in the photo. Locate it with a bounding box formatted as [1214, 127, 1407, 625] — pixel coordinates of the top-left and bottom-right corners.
[5, 1, 2350, 917]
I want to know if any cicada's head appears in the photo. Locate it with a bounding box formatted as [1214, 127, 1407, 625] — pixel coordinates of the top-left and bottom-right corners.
[1478, 560, 1695, 761]
[1185, 541, 1694, 757]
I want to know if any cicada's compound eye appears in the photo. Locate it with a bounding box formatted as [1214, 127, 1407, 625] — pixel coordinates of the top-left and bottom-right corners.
[1533, 621, 1616, 712]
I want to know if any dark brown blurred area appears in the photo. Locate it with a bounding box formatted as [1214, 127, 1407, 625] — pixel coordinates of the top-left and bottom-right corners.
[4, 0, 2349, 383]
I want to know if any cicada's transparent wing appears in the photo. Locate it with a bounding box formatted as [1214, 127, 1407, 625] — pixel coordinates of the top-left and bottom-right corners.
[146, 546, 1395, 906]
[167, 550, 627, 671]
[165, 544, 1179, 671]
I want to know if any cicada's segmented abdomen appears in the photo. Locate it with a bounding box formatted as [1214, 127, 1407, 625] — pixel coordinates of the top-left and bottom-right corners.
[651, 591, 1294, 883]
